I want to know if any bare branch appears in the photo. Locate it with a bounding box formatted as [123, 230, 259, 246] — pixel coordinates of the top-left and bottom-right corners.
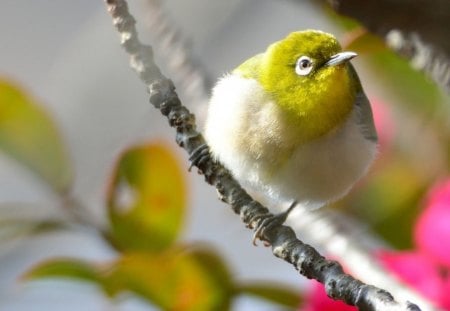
[104, 0, 426, 310]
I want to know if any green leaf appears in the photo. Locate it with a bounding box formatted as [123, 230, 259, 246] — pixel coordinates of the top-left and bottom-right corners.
[235, 282, 302, 309]
[27, 248, 304, 310]
[0, 79, 72, 192]
[107, 143, 187, 252]
[24, 249, 232, 310]
[23, 258, 99, 283]
[103, 250, 229, 310]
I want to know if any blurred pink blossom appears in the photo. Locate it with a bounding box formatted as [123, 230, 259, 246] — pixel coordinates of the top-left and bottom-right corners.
[377, 251, 447, 306]
[301, 280, 357, 311]
[414, 179, 450, 268]
[377, 178, 450, 310]
[301, 179, 450, 310]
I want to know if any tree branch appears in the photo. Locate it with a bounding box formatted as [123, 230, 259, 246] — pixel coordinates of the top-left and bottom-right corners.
[289, 208, 434, 310]
[104, 0, 425, 310]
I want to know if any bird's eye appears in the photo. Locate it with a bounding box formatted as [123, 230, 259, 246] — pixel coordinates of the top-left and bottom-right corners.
[295, 56, 313, 76]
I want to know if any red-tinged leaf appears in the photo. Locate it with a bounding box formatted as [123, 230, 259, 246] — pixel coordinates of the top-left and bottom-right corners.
[23, 258, 99, 283]
[102, 251, 229, 310]
[0, 79, 72, 192]
[107, 143, 187, 252]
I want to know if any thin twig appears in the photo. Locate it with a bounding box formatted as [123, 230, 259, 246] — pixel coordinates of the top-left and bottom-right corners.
[142, 0, 211, 110]
[104, 1, 425, 310]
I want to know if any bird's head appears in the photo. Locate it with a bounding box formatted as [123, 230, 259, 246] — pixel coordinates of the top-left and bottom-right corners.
[239, 30, 360, 142]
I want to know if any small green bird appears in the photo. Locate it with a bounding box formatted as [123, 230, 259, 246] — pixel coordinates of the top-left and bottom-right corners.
[204, 30, 378, 242]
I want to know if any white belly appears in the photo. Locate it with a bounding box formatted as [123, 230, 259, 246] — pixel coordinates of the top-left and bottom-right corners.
[204, 74, 377, 208]
[268, 111, 377, 207]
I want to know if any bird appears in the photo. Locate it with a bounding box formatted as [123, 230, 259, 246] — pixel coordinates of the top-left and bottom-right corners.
[203, 30, 378, 243]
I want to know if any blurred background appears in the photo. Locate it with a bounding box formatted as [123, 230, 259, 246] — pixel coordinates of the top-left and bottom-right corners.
[0, 0, 449, 310]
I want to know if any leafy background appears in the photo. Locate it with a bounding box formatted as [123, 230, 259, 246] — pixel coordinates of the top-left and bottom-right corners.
[0, 0, 448, 310]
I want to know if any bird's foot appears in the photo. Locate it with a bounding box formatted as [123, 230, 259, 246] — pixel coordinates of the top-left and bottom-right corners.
[188, 143, 210, 171]
[251, 201, 298, 246]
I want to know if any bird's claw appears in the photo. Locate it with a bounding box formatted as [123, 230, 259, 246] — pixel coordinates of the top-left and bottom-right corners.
[250, 200, 298, 246]
[251, 212, 289, 246]
[248, 214, 268, 244]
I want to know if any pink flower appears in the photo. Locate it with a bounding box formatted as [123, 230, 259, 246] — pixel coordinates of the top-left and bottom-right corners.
[377, 251, 446, 306]
[377, 179, 450, 310]
[301, 280, 357, 311]
[442, 278, 450, 310]
[301, 179, 450, 310]
[414, 179, 450, 268]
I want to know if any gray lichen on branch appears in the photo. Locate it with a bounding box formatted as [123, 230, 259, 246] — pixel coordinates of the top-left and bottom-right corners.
[386, 30, 450, 93]
[104, 0, 423, 310]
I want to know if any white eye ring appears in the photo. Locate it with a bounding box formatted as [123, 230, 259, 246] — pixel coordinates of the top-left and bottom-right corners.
[295, 56, 313, 76]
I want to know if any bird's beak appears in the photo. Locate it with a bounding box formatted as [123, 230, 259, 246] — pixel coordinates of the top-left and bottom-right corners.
[324, 51, 357, 67]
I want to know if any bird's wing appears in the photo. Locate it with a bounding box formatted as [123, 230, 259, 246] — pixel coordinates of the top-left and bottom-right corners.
[347, 64, 378, 143]
[354, 90, 378, 143]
